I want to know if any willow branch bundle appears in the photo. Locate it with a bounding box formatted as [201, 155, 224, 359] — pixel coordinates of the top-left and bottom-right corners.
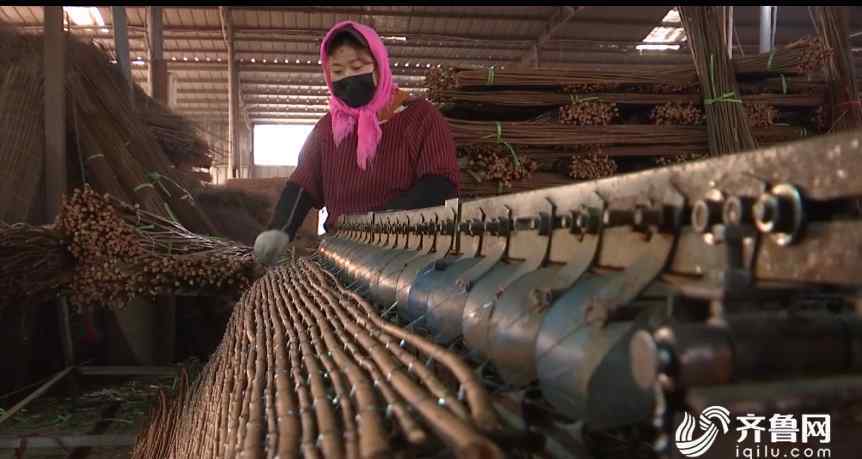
[559, 100, 619, 126]
[133, 259, 504, 459]
[455, 64, 698, 87]
[812, 6, 862, 131]
[55, 185, 257, 309]
[447, 119, 802, 147]
[0, 56, 44, 223]
[460, 172, 574, 198]
[0, 223, 73, 309]
[732, 36, 832, 76]
[654, 152, 709, 167]
[651, 102, 705, 126]
[134, 85, 214, 168]
[744, 104, 778, 128]
[461, 144, 539, 191]
[452, 40, 829, 89]
[679, 6, 756, 155]
[436, 89, 823, 108]
[425, 66, 461, 103]
[66, 38, 216, 235]
[568, 148, 618, 180]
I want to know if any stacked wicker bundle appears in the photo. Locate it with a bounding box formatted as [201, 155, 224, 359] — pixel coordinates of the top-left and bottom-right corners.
[559, 99, 620, 126]
[135, 87, 214, 170]
[425, 66, 460, 103]
[651, 102, 705, 126]
[745, 104, 779, 128]
[0, 32, 45, 223]
[679, 6, 756, 155]
[0, 223, 72, 310]
[812, 6, 861, 131]
[132, 259, 504, 459]
[568, 149, 619, 180]
[461, 144, 539, 191]
[427, 15, 830, 198]
[0, 30, 216, 237]
[55, 185, 257, 310]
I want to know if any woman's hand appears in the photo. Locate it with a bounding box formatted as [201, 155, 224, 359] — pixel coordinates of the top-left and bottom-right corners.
[253, 229, 293, 266]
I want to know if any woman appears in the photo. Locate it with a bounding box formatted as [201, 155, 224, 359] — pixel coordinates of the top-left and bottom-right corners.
[254, 21, 460, 265]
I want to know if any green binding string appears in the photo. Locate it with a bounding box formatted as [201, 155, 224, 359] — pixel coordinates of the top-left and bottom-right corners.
[162, 203, 179, 224]
[134, 183, 155, 192]
[486, 65, 496, 85]
[145, 172, 195, 203]
[481, 121, 521, 168]
[766, 50, 789, 95]
[703, 53, 743, 106]
[569, 94, 599, 105]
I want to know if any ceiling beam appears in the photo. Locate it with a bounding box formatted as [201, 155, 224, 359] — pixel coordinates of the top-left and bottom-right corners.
[520, 6, 583, 66]
[227, 6, 553, 22]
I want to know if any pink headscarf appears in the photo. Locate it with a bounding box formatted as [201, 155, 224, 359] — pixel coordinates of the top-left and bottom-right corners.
[320, 21, 397, 171]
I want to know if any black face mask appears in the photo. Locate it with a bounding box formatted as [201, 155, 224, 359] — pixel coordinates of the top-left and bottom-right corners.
[332, 72, 376, 108]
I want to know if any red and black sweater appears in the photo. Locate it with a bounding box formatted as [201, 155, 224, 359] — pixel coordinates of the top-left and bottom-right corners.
[269, 98, 460, 235]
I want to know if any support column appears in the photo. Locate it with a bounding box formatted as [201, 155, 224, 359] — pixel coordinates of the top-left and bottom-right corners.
[228, 48, 240, 179]
[147, 6, 168, 104]
[44, 6, 77, 394]
[44, 6, 66, 221]
[112, 6, 134, 104]
[249, 122, 255, 178]
[759, 6, 775, 54]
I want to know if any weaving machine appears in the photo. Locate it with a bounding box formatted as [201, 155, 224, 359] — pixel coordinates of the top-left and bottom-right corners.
[133, 130, 862, 458]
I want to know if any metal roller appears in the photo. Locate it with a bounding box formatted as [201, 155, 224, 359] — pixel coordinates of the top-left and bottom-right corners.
[488, 194, 604, 386]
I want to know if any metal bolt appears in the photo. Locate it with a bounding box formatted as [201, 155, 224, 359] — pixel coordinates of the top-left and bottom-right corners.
[723, 196, 755, 225]
[692, 199, 722, 233]
[575, 209, 600, 234]
[754, 193, 796, 234]
[602, 209, 634, 227]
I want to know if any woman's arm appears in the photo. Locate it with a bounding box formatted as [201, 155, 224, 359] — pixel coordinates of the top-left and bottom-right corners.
[380, 101, 460, 211]
[266, 121, 326, 239]
[379, 174, 455, 210]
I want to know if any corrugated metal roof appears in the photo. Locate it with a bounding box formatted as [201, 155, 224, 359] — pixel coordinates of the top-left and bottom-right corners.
[2, 5, 860, 124]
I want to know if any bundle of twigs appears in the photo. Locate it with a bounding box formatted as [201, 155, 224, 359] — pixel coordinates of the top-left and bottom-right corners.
[0, 45, 44, 223]
[447, 119, 801, 147]
[136, 88, 214, 169]
[456, 63, 697, 88]
[425, 66, 460, 103]
[744, 104, 778, 128]
[436, 89, 824, 109]
[56, 185, 257, 309]
[66, 37, 216, 235]
[812, 6, 861, 131]
[568, 149, 618, 180]
[133, 259, 504, 459]
[562, 82, 622, 93]
[452, 40, 830, 90]
[559, 99, 619, 126]
[0, 223, 73, 309]
[679, 6, 756, 155]
[733, 37, 832, 76]
[462, 144, 539, 191]
[459, 172, 575, 198]
[654, 152, 709, 167]
[651, 102, 705, 125]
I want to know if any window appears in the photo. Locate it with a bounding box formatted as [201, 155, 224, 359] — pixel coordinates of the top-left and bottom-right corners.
[63, 7, 107, 33]
[637, 8, 686, 51]
[253, 124, 314, 166]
